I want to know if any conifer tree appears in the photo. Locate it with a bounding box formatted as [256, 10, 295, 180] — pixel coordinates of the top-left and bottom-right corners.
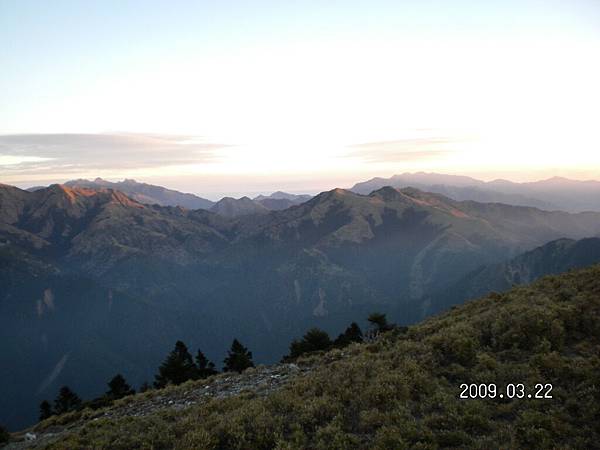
[0, 423, 9, 444]
[368, 312, 393, 332]
[154, 340, 197, 388]
[39, 400, 53, 421]
[106, 374, 135, 400]
[53, 386, 82, 415]
[195, 350, 218, 379]
[333, 322, 363, 348]
[223, 338, 254, 373]
[288, 328, 332, 359]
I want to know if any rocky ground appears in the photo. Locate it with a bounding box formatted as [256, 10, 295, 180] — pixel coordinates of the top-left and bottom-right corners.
[5, 362, 314, 449]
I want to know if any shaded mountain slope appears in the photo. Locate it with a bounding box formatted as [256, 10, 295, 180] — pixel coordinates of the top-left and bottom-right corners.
[255, 197, 296, 210]
[425, 237, 600, 317]
[11, 265, 600, 449]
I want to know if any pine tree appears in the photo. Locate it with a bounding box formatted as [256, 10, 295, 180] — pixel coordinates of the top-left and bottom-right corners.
[195, 350, 218, 379]
[333, 322, 363, 348]
[106, 374, 135, 400]
[223, 338, 254, 373]
[39, 400, 53, 421]
[53, 386, 82, 415]
[154, 340, 197, 388]
[368, 312, 393, 332]
[288, 328, 332, 359]
[0, 423, 9, 445]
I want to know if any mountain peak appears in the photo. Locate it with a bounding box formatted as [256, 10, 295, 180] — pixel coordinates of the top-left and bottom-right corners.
[310, 188, 355, 204]
[210, 196, 268, 217]
[368, 185, 403, 201]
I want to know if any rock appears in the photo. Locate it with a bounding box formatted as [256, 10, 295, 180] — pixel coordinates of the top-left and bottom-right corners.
[25, 432, 37, 441]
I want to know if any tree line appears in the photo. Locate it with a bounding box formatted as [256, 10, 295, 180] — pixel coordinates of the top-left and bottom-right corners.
[35, 313, 397, 423]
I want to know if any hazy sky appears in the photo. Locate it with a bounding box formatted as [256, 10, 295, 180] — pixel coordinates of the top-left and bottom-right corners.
[1, 0, 599, 197]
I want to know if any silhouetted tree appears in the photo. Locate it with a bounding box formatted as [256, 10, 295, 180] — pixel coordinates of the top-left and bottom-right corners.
[333, 322, 363, 348]
[106, 374, 135, 400]
[223, 339, 254, 373]
[0, 423, 9, 444]
[288, 328, 333, 359]
[53, 386, 82, 415]
[154, 340, 197, 388]
[368, 312, 393, 332]
[39, 400, 53, 421]
[139, 381, 151, 393]
[195, 350, 218, 379]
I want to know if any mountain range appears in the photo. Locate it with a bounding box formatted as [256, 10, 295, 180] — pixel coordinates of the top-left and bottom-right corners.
[61, 178, 215, 210]
[2, 180, 600, 430]
[351, 172, 600, 212]
[29, 178, 315, 218]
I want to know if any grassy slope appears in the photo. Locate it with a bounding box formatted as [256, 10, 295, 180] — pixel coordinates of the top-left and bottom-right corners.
[22, 266, 600, 449]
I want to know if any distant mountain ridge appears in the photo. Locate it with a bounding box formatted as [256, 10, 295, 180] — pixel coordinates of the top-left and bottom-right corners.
[351, 172, 600, 212]
[253, 191, 312, 211]
[60, 178, 216, 210]
[254, 191, 312, 202]
[28, 179, 313, 215]
[210, 196, 269, 217]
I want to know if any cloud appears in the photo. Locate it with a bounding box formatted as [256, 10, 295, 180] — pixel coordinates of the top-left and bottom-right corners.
[0, 133, 229, 177]
[346, 137, 458, 163]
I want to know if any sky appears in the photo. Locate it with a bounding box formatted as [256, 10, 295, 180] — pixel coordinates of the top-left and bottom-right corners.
[1, 0, 599, 198]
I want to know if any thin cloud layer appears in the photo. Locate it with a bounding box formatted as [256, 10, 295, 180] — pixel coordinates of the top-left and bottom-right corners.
[346, 137, 458, 163]
[0, 133, 228, 178]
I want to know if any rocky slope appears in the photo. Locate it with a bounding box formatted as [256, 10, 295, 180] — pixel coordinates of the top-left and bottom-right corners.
[5, 362, 315, 449]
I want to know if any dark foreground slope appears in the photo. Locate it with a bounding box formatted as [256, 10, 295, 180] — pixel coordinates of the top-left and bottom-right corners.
[10, 265, 600, 450]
